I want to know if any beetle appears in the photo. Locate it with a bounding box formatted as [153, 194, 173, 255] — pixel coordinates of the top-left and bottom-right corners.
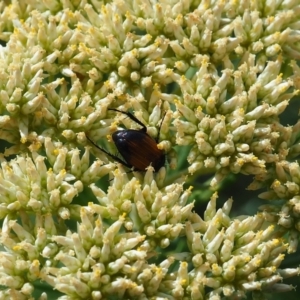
[87, 109, 166, 172]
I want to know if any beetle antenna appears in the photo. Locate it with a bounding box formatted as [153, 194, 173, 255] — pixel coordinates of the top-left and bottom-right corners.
[108, 109, 147, 132]
[86, 135, 132, 168]
[156, 111, 167, 143]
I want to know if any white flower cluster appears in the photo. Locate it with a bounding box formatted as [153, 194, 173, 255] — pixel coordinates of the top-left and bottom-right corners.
[185, 194, 298, 299]
[0, 143, 194, 299]
[0, 0, 299, 299]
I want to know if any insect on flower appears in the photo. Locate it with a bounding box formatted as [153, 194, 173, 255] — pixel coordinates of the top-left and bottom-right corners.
[87, 109, 166, 172]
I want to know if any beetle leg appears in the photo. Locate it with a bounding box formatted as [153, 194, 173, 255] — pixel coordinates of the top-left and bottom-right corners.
[86, 136, 132, 168]
[108, 109, 147, 132]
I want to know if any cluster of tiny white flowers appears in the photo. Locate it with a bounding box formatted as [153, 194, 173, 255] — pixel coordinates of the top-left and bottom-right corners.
[185, 193, 298, 299]
[0, 137, 118, 217]
[0, 0, 300, 299]
[0, 145, 195, 299]
[175, 55, 295, 184]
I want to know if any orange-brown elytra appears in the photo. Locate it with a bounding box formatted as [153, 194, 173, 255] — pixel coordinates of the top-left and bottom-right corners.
[87, 109, 166, 172]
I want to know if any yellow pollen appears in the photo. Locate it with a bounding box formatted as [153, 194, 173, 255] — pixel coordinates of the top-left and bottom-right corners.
[181, 279, 187, 285]
[20, 137, 27, 144]
[53, 149, 59, 156]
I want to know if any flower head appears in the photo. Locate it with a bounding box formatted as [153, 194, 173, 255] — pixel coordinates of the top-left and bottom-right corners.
[0, 0, 300, 299]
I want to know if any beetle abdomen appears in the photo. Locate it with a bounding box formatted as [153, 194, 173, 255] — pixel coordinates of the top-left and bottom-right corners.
[112, 130, 165, 171]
